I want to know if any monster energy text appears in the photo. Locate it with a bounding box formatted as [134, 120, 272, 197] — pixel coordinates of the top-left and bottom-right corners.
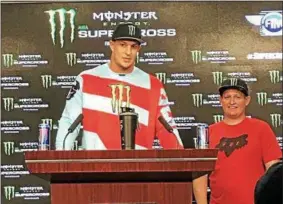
[41, 75, 52, 88]
[3, 97, 14, 111]
[3, 186, 15, 200]
[191, 50, 202, 64]
[256, 92, 268, 106]
[66, 53, 77, 66]
[3, 142, 15, 156]
[192, 93, 203, 107]
[45, 8, 77, 48]
[2, 54, 14, 67]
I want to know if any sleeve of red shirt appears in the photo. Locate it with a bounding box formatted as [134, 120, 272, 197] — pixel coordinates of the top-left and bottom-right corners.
[154, 83, 183, 149]
[260, 122, 282, 164]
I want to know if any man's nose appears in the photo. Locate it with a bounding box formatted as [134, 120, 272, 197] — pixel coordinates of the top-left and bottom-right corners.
[125, 46, 131, 55]
[229, 97, 236, 104]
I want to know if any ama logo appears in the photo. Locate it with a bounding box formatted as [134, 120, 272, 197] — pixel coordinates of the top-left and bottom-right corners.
[245, 10, 282, 36]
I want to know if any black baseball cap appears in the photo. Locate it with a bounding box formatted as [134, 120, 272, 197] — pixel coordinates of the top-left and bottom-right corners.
[112, 23, 144, 44]
[219, 78, 249, 96]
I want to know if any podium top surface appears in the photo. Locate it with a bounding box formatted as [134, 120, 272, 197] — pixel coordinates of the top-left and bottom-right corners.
[24, 149, 219, 178]
[24, 149, 218, 162]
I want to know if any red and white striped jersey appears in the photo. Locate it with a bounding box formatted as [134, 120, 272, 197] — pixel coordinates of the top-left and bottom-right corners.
[55, 63, 183, 150]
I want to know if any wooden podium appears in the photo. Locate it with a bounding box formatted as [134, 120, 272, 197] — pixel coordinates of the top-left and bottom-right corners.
[24, 149, 218, 204]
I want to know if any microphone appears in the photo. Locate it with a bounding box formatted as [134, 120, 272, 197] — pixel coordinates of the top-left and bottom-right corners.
[158, 115, 173, 133]
[63, 114, 83, 150]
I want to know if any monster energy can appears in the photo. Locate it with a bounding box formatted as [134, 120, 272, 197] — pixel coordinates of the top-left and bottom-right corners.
[38, 123, 50, 150]
[196, 123, 209, 149]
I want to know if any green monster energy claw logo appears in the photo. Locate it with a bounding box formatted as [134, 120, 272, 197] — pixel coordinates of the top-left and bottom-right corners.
[3, 142, 15, 156]
[2, 97, 14, 111]
[41, 75, 52, 89]
[45, 8, 76, 48]
[192, 93, 203, 107]
[3, 186, 15, 200]
[190, 50, 202, 64]
[213, 115, 224, 123]
[269, 70, 280, 83]
[65, 52, 77, 66]
[230, 78, 238, 86]
[212, 72, 223, 85]
[2, 54, 14, 67]
[270, 113, 281, 128]
[155, 73, 166, 84]
[256, 92, 268, 106]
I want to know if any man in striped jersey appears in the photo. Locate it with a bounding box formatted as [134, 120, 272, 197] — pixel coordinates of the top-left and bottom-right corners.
[55, 23, 183, 150]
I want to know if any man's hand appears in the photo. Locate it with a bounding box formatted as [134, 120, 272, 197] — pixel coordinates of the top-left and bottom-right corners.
[193, 174, 208, 204]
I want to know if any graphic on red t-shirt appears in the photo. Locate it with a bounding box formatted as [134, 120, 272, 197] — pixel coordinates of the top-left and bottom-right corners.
[216, 134, 248, 157]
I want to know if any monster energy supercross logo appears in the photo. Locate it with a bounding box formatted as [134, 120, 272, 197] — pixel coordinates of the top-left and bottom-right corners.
[213, 115, 224, 123]
[3, 186, 15, 200]
[65, 52, 77, 66]
[212, 72, 224, 85]
[155, 73, 166, 84]
[45, 8, 76, 48]
[269, 70, 280, 83]
[190, 50, 202, 64]
[256, 92, 268, 106]
[192, 93, 203, 107]
[2, 54, 14, 67]
[41, 75, 52, 89]
[2, 97, 14, 111]
[3, 141, 15, 156]
[270, 114, 281, 128]
[41, 118, 53, 130]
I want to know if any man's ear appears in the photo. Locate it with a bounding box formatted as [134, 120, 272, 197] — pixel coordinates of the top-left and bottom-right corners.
[245, 96, 251, 106]
[109, 40, 115, 52]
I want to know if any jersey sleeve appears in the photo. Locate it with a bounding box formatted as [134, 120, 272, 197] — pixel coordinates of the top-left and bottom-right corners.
[55, 75, 83, 150]
[260, 122, 282, 164]
[155, 85, 183, 149]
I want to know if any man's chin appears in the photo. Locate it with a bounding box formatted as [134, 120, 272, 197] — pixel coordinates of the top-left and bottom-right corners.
[120, 63, 133, 70]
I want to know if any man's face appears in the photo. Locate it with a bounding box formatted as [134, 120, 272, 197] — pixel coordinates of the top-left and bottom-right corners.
[220, 89, 251, 119]
[110, 40, 141, 70]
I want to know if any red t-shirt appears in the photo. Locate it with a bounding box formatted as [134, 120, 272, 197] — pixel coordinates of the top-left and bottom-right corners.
[209, 117, 282, 204]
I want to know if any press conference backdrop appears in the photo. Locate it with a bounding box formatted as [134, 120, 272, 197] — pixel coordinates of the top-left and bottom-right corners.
[1, 1, 282, 203]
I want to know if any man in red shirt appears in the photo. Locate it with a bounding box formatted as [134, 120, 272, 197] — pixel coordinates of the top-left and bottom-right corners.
[193, 78, 282, 204]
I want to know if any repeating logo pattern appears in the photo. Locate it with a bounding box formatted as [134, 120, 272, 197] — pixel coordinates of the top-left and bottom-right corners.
[190, 50, 202, 64]
[155, 72, 167, 84]
[2, 54, 14, 67]
[192, 93, 203, 107]
[2, 97, 14, 111]
[3, 186, 15, 200]
[256, 92, 268, 106]
[3, 141, 15, 156]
